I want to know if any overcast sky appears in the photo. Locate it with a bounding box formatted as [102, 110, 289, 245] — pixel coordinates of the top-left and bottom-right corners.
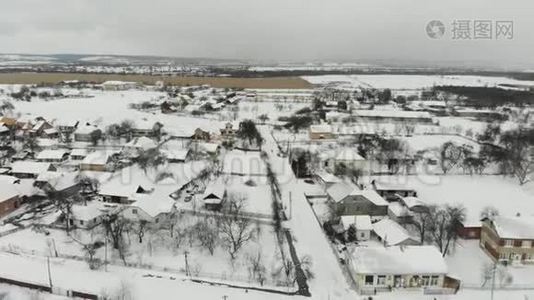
[1, 0, 533, 68]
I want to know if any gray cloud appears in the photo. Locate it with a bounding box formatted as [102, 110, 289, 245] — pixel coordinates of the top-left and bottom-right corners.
[0, 0, 533, 67]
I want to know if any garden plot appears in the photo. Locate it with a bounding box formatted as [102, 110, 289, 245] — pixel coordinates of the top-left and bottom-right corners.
[447, 239, 534, 288]
[366, 175, 534, 228]
[222, 150, 267, 176]
[401, 134, 481, 153]
[224, 174, 274, 217]
[0, 215, 294, 290]
[11, 89, 224, 138]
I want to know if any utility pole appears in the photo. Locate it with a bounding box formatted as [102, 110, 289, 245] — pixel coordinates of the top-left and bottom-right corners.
[47, 256, 53, 289]
[490, 261, 497, 300]
[184, 251, 190, 277]
[289, 191, 293, 220]
[104, 235, 108, 272]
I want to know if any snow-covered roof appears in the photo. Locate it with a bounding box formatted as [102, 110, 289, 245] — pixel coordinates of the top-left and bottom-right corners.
[341, 215, 373, 231]
[351, 246, 447, 275]
[372, 218, 418, 246]
[490, 216, 534, 240]
[71, 202, 106, 221]
[10, 161, 52, 175]
[350, 189, 388, 206]
[353, 109, 432, 120]
[198, 142, 220, 153]
[37, 172, 78, 192]
[326, 182, 357, 202]
[372, 181, 416, 192]
[102, 80, 137, 86]
[388, 202, 413, 218]
[203, 183, 226, 203]
[401, 196, 427, 210]
[310, 124, 333, 133]
[124, 136, 157, 151]
[99, 182, 144, 198]
[70, 148, 88, 157]
[331, 148, 365, 161]
[36, 149, 70, 160]
[81, 151, 112, 165]
[43, 128, 58, 135]
[129, 195, 175, 218]
[0, 175, 20, 184]
[315, 171, 341, 184]
[161, 149, 189, 161]
[37, 138, 59, 148]
[75, 123, 100, 135]
[0, 182, 19, 201]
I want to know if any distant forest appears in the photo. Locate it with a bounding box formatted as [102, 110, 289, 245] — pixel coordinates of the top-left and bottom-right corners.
[433, 86, 534, 108]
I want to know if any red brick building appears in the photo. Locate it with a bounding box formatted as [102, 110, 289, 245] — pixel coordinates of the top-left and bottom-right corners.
[480, 216, 534, 264]
[0, 183, 21, 218]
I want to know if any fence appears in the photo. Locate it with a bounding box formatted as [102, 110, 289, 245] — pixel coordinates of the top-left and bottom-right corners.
[0, 245, 296, 294]
[0, 275, 99, 300]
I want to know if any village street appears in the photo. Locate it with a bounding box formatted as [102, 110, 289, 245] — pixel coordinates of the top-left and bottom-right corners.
[259, 126, 357, 300]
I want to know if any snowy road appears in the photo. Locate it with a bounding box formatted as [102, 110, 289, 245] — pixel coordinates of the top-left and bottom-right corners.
[260, 126, 357, 300]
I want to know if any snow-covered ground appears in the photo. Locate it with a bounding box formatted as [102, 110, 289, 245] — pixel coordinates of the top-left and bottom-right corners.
[10, 89, 224, 137]
[303, 74, 534, 90]
[365, 175, 534, 227]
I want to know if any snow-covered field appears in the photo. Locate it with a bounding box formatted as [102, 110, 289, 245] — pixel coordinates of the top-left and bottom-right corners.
[10, 89, 224, 137]
[366, 175, 534, 227]
[303, 74, 534, 90]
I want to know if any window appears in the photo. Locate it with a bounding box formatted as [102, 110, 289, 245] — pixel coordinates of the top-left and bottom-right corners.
[504, 240, 513, 247]
[365, 275, 374, 285]
[132, 209, 137, 214]
[79, 220, 84, 226]
[422, 276, 430, 286]
[522, 241, 532, 248]
[377, 275, 386, 285]
[430, 276, 439, 286]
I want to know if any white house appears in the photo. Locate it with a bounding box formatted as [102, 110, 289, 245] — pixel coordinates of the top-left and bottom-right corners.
[35, 149, 71, 163]
[80, 151, 115, 172]
[321, 148, 367, 173]
[372, 218, 419, 246]
[203, 183, 226, 210]
[350, 246, 448, 292]
[74, 123, 101, 142]
[101, 81, 139, 91]
[9, 161, 56, 179]
[68, 202, 106, 229]
[121, 194, 176, 224]
[341, 215, 373, 241]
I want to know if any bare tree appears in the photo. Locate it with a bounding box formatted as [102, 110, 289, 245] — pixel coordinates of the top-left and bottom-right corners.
[102, 214, 130, 264]
[440, 142, 463, 174]
[194, 216, 219, 255]
[219, 194, 255, 260]
[247, 251, 267, 286]
[82, 241, 104, 270]
[480, 206, 499, 221]
[427, 205, 466, 256]
[498, 128, 534, 185]
[410, 209, 432, 244]
[173, 225, 188, 250]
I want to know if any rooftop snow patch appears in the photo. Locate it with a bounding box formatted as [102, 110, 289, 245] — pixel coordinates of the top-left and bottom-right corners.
[490, 216, 534, 240]
[372, 218, 418, 246]
[351, 245, 447, 275]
